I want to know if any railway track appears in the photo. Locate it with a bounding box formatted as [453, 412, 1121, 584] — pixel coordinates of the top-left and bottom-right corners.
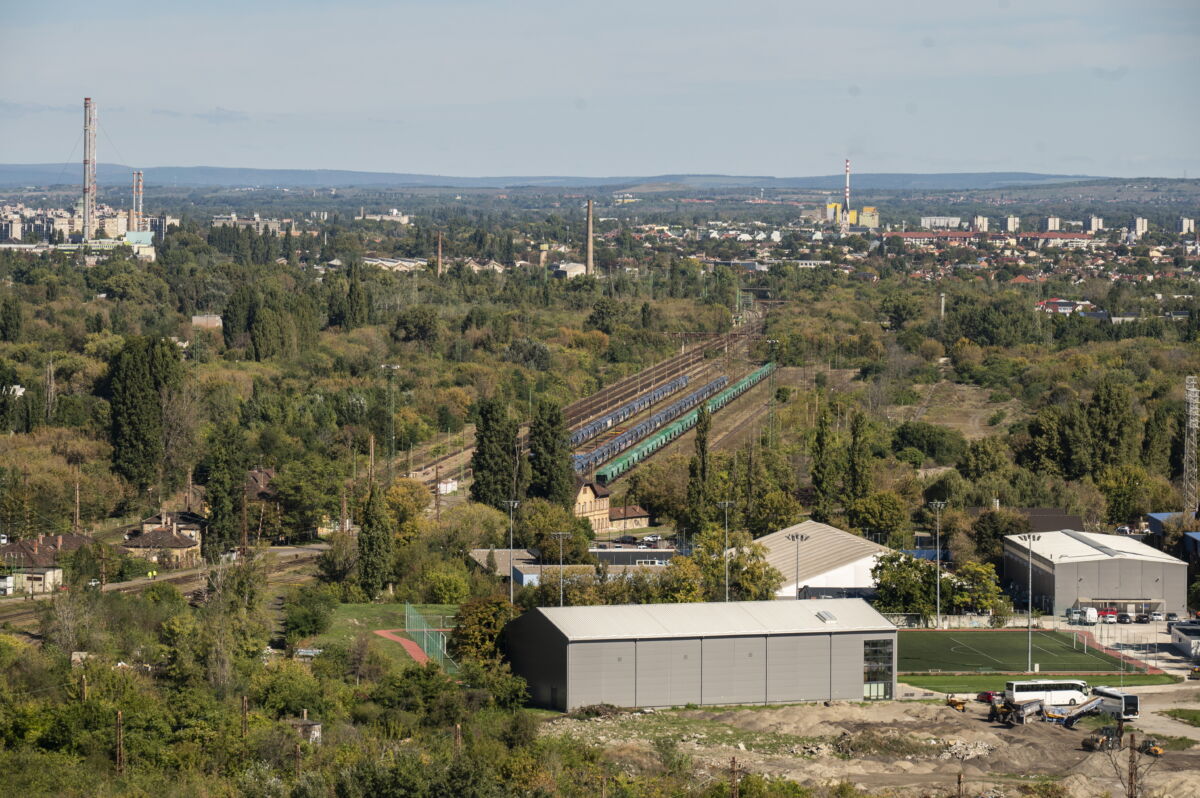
[0, 552, 321, 627]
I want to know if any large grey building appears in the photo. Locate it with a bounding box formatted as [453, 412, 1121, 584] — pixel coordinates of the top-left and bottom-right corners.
[503, 599, 896, 711]
[1002, 530, 1187, 617]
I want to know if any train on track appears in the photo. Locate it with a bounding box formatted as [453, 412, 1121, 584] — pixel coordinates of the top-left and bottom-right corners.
[569, 374, 689, 448]
[573, 377, 728, 474]
[594, 363, 776, 485]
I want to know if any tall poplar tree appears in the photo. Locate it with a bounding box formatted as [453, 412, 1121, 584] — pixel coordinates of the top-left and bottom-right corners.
[469, 398, 520, 511]
[809, 406, 841, 522]
[527, 401, 574, 508]
[846, 410, 872, 502]
[681, 402, 714, 536]
[109, 336, 182, 492]
[204, 421, 246, 559]
[357, 485, 392, 599]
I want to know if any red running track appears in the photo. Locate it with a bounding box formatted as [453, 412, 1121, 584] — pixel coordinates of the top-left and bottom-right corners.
[373, 629, 430, 664]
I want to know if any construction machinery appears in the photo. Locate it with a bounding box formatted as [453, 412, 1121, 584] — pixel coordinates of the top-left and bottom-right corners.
[988, 698, 1043, 726]
[945, 695, 967, 713]
[1043, 696, 1106, 729]
[1139, 738, 1165, 757]
[1083, 725, 1123, 752]
[1187, 666, 1200, 680]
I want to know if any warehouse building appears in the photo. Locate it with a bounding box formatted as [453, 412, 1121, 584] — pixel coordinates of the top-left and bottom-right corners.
[503, 599, 896, 711]
[756, 520, 891, 599]
[1002, 530, 1187, 617]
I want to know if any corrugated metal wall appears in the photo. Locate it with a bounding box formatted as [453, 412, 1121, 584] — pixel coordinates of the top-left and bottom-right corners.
[552, 631, 895, 710]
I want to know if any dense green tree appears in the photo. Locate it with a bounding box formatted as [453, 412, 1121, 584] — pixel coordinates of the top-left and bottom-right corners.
[848, 491, 910, 547]
[1141, 402, 1178, 478]
[1088, 375, 1138, 467]
[469, 398, 520, 511]
[846, 410, 872, 502]
[448, 597, 517, 663]
[892, 421, 966, 466]
[0, 294, 21, 342]
[680, 402, 713, 536]
[203, 421, 247, 558]
[108, 336, 183, 491]
[957, 436, 1011, 482]
[526, 401, 574, 509]
[971, 508, 1031, 565]
[357, 485, 393, 599]
[809, 406, 841, 522]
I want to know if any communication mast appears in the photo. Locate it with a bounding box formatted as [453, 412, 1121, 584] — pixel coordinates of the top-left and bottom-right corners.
[840, 158, 851, 236]
[1185, 375, 1199, 520]
[82, 98, 97, 241]
[131, 170, 144, 232]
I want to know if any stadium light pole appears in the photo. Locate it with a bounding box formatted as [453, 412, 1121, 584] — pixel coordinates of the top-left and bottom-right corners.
[718, 501, 735, 602]
[928, 501, 946, 629]
[552, 531, 571, 607]
[786, 533, 808, 599]
[1018, 533, 1041, 672]
[502, 500, 520, 603]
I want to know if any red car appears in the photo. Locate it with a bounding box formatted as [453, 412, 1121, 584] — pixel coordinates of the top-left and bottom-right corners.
[977, 690, 1000, 703]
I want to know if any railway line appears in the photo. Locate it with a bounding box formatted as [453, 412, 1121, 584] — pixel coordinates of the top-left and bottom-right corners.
[0, 551, 321, 628]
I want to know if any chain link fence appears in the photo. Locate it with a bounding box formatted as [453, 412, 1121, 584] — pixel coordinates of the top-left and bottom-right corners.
[404, 603, 458, 674]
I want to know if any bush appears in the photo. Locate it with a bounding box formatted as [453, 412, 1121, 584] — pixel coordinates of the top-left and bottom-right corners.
[282, 585, 338, 644]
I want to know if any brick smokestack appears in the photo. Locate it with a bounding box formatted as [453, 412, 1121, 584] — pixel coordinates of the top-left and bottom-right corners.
[585, 199, 594, 276]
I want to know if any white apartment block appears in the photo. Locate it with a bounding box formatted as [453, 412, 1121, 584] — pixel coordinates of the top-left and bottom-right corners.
[1178, 218, 1196, 235]
[920, 216, 961, 229]
[1005, 216, 1020, 233]
[972, 215, 989, 232]
[1044, 216, 1061, 232]
[1086, 216, 1104, 234]
[1134, 217, 1149, 238]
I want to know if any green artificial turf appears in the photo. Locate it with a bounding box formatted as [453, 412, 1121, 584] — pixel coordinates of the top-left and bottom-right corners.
[900, 673, 1178, 694]
[899, 629, 1126, 673]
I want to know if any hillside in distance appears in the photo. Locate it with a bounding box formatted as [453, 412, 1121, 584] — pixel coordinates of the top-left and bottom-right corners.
[0, 163, 1102, 191]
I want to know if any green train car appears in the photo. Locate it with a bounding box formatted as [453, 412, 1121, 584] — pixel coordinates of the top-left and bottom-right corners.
[595, 362, 776, 484]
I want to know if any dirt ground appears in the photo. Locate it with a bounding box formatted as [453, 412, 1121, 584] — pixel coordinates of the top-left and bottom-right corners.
[541, 693, 1200, 797]
[886, 381, 1026, 441]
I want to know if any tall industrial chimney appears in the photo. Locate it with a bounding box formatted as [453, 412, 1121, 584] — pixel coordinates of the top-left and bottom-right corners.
[131, 170, 144, 232]
[585, 199, 594, 275]
[82, 98, 97, 241]
[840, 158, 851, 236]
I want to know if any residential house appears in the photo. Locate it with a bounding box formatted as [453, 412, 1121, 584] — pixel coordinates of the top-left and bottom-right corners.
[0, 532, 96, 568]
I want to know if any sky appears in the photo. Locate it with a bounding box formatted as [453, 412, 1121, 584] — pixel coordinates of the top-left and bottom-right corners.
[2, 0, 1198, 178]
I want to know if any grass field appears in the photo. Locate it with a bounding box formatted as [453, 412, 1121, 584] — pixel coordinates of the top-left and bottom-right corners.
[306, 603, 460, 668]
[899, 630, 1126, 673]
[900, 673, 1178, 694]
[1165, 709, 1200, 728]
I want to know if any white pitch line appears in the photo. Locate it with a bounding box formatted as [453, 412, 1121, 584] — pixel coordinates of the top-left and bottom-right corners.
[948, 635, 1005, 665]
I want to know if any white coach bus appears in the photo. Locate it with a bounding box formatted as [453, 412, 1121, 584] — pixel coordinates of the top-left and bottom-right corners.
[1004, 679, 1089, 706]
[1092, 685, 1140, 721]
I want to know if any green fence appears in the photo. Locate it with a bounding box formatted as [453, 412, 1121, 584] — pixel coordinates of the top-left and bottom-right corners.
[404, 603, 458, 674]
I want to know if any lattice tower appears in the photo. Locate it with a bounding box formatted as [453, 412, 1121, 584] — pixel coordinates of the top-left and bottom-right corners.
[1185, 375, 1199, 518]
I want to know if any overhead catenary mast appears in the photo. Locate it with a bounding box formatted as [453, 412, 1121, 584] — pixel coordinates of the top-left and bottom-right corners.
[1185, 375, 1199, 521]
[840, 158, 851, 236]
[82, 97, 97, 241]
[585, 198, 594, 275]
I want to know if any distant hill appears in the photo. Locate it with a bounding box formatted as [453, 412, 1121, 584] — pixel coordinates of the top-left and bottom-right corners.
[0, 163, 1102, 191]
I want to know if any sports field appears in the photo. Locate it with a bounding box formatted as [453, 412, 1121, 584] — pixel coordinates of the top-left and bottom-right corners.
[898, 630, 1126, 673]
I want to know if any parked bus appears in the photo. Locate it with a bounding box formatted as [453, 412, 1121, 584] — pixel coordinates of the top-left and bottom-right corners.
[1004, 679, 1089, 706]
[1092, 685, 1140, 721]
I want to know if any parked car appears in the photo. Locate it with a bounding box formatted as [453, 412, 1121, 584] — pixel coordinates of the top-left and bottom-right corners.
[1117, 612, 1133, 624]
[642, 534, 661, 543]
[1135, 614, 1150, 624]
[1115, 525, 1131, 535]
[614, 535, 638, 545]
[1167, 612, 1180, 622]
[976, 690, 999, 704]
[1150, 611, 1165, 622]
[1100, 609, 1118, 624]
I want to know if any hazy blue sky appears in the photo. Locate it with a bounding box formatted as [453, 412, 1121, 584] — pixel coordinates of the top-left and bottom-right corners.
[2, 0, 1198, 177]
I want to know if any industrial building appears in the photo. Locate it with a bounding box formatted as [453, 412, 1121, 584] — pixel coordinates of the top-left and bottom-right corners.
[1002, 530, 1187, 617]
[756, 520, 891, 600]
[503, 599, 897, 711]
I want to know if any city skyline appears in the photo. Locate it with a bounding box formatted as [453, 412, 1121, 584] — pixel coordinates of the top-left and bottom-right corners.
[2, 0, 1198, 178]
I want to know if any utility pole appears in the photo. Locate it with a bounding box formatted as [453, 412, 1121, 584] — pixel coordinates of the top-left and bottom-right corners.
[115, 709, 125, 776]
[1127, 733, 1137, 798]
[81, 673, 88, 701]
[1018, 533, 1041, 672]
[786, 533, 808, 599]
[434, 464, 442, 522]
[718, 501, 735, 602]
[502, 500, 520, 604]
[929, 500, 946, 629]
[552, 531, 571, 607]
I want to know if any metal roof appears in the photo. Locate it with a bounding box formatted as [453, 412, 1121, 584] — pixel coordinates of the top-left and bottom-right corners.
[1002, 530, 1184, 565]
[756, 520, 890, 585]
[533, 598, 895, 642]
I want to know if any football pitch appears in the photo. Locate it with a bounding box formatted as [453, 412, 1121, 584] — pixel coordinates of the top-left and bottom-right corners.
[898, 630, 1126, 673]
